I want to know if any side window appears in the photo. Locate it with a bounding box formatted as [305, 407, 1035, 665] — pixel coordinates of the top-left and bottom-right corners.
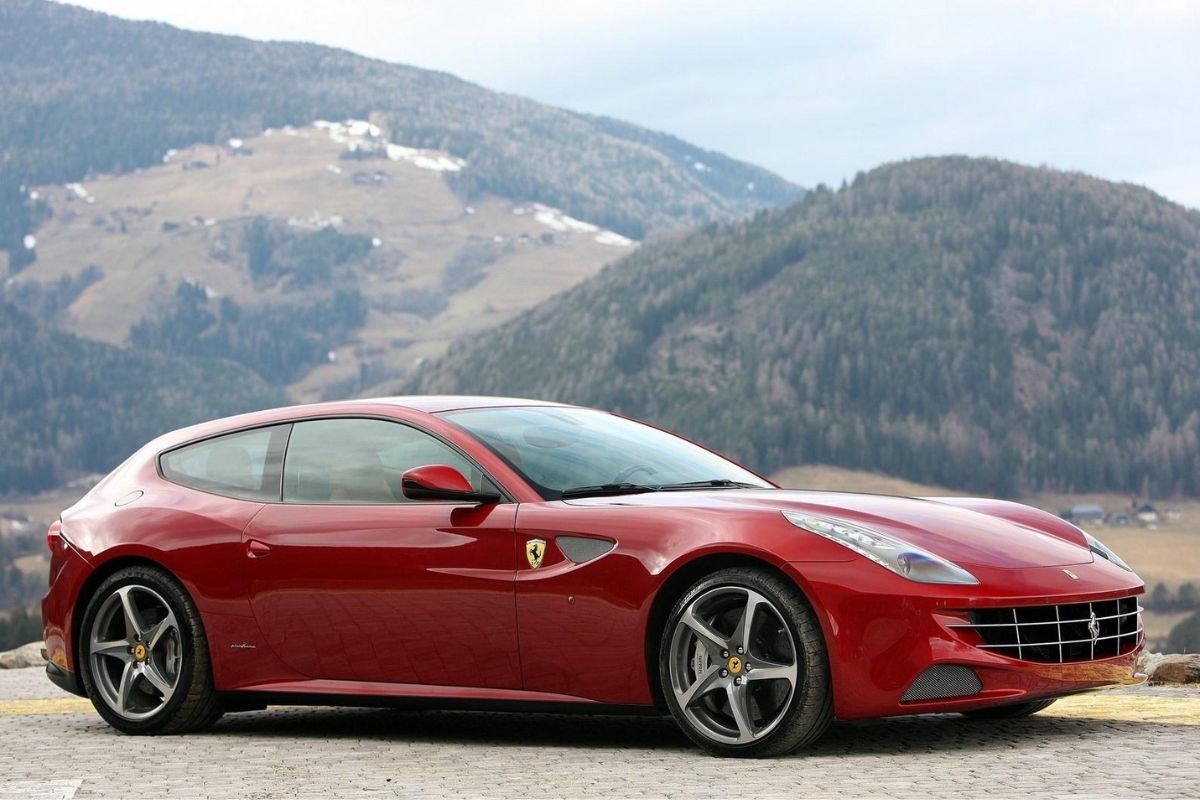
[282, 418, 485, 505]
[160, 426, 287, 501]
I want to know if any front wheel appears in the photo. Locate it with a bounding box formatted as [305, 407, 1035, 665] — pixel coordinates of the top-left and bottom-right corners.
[79, 565, 224, 734]
[659, 567, 832, 757]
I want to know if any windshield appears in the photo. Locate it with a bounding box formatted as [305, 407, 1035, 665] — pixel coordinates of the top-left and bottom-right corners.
[442, 406, 771, 499]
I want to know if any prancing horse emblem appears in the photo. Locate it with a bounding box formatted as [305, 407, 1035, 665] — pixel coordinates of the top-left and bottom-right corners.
[525, 538, 547, 569]
[1087, 611, 1101, 645]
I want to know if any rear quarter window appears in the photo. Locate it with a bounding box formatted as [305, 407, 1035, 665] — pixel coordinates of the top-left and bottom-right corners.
[159, 425, 288, 501]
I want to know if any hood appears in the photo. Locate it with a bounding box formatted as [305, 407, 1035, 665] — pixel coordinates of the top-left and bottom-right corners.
[566, 489, 1093, 569]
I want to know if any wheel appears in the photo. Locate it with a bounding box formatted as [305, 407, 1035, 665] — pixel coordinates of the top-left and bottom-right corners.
[659, 567, 832, 757]
[962, 699, 1057, 720]
[78, 565, 224, 734]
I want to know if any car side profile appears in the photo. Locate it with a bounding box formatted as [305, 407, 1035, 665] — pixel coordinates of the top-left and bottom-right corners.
[42, 396, 1145, 757]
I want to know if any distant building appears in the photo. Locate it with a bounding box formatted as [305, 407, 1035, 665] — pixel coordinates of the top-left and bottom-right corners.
[1063, 504, 1105, 524]
[1135, 503, 1160, 525]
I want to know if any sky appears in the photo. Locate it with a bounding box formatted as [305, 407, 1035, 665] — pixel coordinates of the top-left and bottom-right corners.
[70, 0, 1200, 208]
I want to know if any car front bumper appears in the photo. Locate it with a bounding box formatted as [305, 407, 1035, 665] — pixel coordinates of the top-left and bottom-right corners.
[785, 558, 1145, 720]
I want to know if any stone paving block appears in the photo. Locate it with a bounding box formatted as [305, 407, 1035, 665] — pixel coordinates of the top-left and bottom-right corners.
[1, 667, 1198, 798]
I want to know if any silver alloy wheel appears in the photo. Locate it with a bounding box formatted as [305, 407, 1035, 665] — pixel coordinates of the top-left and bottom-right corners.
[668, 585, 799, 745]
[88, 584, 183, 721]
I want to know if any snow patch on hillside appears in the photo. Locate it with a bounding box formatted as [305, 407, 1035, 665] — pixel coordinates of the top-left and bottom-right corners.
[288, 211, 343, 230]
[65, 183, 95, 203]
[315, 119, 465, 172]
[594, 231, 634, 247]
[529, 204, 598, 233]
[511, 203, 635, 247]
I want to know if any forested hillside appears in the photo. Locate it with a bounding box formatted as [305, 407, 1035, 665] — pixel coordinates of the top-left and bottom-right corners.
[406, 157, 1200, 497]
[0, 0, 801, 269]
[0, 302, 285, 493]
[9, 124, 638, 406]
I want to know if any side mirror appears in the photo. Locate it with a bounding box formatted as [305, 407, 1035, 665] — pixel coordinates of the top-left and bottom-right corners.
[401, 464, 500, 504]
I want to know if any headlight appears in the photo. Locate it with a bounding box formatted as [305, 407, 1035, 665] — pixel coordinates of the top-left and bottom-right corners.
[1083, 530, 1133, 571]
[783, 511, 979, 585]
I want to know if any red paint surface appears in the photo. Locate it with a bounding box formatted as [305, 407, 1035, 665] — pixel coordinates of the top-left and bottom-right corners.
[43, 397, 1145, 719]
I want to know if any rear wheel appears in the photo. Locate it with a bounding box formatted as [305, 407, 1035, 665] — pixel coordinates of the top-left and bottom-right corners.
[79, 565, 224, 734]
[962, 699, 1057, 719]
[659, 567, 832, 757]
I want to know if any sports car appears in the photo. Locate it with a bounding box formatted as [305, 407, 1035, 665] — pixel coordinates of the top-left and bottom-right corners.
[42, 396, 1145, 757]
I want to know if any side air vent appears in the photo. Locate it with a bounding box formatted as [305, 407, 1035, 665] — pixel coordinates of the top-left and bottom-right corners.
[900, 664, 983, 703]
[556, 536, 616, 564]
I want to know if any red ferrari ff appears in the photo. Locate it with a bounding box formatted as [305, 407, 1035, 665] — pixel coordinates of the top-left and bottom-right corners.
[42, 396, 1145, 757]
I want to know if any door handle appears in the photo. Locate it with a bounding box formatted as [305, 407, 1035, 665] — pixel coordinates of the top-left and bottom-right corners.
[246, 539, 272, 559]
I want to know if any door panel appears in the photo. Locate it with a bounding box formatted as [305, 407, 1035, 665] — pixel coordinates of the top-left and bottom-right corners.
[243, 502, 520, 687]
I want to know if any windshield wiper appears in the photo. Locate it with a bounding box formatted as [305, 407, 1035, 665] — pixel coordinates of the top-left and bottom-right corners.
[559, 482, 658, 499]
[655, 479, 764, 491]
[559, 478, 762, 499]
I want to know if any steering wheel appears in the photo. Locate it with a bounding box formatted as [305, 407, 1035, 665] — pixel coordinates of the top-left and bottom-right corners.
[612, 463, 658, 484]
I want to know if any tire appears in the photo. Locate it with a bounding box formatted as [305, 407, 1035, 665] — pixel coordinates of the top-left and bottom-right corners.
[962, 699, 1057, 720]
[659, 566, 832, 757]
[78, 565, 224, 734]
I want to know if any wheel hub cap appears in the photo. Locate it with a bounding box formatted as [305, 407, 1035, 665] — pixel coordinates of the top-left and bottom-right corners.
[726, 655, 743, 674]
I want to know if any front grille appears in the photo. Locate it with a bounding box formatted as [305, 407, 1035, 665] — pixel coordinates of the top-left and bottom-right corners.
[951, 596, 1142, 663]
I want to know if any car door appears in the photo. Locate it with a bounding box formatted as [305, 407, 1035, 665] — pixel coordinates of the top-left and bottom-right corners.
[241, 416, 521, 688]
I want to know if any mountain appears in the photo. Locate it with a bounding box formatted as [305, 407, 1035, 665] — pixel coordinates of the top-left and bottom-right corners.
[7, 123, 635, 401]
[403, 157, 1200, 497]
[0, 301, 285, 494]
[0, 0, 802, 271]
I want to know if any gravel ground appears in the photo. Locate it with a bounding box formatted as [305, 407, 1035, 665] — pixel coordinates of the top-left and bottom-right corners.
[2, 667, 1198, 799]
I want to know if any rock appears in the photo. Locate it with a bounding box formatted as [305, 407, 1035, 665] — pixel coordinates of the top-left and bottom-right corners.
[0, 641, 47, 669]
[1148, 654, 1200, 684]
[1137, 650, 1167, 676]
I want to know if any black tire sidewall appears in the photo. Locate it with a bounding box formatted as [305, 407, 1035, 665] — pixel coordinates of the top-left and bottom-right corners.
[78, 565, 205, 734]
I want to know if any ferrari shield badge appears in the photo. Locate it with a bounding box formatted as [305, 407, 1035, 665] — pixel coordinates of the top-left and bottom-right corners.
[526, 538, 547, 569]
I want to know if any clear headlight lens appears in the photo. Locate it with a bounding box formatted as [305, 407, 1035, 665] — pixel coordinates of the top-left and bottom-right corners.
[1083, 530, 1133, 571]
[783, 511, 979, 585]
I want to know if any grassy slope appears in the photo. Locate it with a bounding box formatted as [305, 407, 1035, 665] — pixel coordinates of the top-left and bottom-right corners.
[15, 126, 635, 401]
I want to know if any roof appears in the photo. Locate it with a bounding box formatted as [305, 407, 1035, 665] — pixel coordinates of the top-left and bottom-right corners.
[140, 396, 572, 455]
[352, 395, 570, 413]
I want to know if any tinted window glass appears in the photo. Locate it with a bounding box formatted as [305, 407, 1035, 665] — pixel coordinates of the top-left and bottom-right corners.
[160, 426, 285, 501]
[282, 418, 484, 504]
[443, 407, 769, 499]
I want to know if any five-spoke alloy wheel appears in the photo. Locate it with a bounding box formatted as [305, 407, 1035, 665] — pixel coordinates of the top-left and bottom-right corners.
[79, 565, 224, 734]
[88, 584, 183, 720]
[660, 567, 831, 757]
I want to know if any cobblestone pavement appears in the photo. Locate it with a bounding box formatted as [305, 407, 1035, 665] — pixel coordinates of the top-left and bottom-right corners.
[2, 667, 1198, 799]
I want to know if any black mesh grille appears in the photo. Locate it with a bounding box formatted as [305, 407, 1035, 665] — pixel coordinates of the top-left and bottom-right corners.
[900, 664, 983, 702]
[955, 595, 1141, 663]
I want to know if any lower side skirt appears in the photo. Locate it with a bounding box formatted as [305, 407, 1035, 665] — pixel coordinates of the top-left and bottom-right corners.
[218, 690, 663, 717]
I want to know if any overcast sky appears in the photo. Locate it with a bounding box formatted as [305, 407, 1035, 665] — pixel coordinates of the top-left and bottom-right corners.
[71, 0, 1200, 208]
